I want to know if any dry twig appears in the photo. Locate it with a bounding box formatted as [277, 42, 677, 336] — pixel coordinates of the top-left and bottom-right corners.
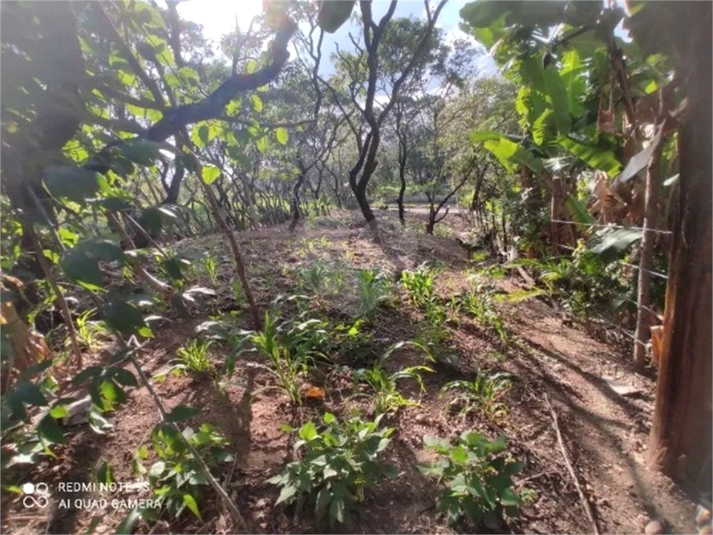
[544, 394, 599, 535]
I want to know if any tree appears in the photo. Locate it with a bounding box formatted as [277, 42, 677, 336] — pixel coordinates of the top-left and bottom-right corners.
[460, 0, 711, 490]
[317, 1, 447, 238]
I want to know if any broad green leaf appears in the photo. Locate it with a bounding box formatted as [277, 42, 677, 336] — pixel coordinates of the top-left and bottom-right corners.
[49, 405, 69, 419]
[166, 405, 200, 422]
[276, 484, 297, 505]
[565, 195, 596, 225]
[250, 94, 263, 112]
[102, 301, 145, 336]
[317, 0, 356, 33]
[60, 238, 125, 289]
[183, 493, 202, 520]
[44, 167, 105, 205]
[201, 165, 220, 185]
[120, 138, 162, 166]
[532, 109, 553, 146]
[558, 136, 621, 176]
[560, 49, 586, 117]
[590, 228, 643, 263]
[298, 421, 318, 441]
[483, 138, 543, 174]
[542, 64, 571, 135]
[37, 413, 66, 444]
[275, 127, 289, 145]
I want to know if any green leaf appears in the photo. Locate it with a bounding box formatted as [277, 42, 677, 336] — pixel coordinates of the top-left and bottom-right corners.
[37, 413, 66, 444]
[201, 164, 220, 185]
[275, 127, 289, 145]
[532, 109, 553, 146]
[120, 138, 162, 166]
[114, 508, 141, 535]
[558, 136, 621, 176]
[450, 445, 468, 464]
[276, 484, 297, 505]
[317, 0, 356, 33]
[44, 167, 105, 205]
[299, 421, 318, 441]
[49, 405, 69, 419]
[250, 94, 263, 112]
[590, 228, 644, 263]
[60, 238, 125, 289]
[166, 405, 200, 422]
[565, 195, 596, 225]
[183, 493, 202, 520]
[542, 64, 571, 135]
[102, 301, 145, 336]
[323, 412, 336, 425]
[110, 368, 138, 388]
[483, 137, 543, 174]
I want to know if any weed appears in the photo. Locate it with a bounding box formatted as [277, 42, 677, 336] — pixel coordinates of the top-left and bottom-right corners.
[202, 255, 219, 287]
[269, 412, 398, 527]
[459, 286, 508, 342]
[400, 265, 435, 308]
[175, 339, 214, 375]
[355, 268, 392, 317]
[73, 309, 107, 351]
[441, 372, 512, 420]
[352, 351, 433, 414]
[250, 309, 328, 405]
[420, 432, 522, 529]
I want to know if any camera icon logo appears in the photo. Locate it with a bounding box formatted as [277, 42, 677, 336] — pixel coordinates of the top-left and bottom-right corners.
[22, 482, 50, 509]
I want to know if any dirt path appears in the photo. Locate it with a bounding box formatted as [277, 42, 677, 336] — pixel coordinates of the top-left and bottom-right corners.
[501, 295, 697, 534]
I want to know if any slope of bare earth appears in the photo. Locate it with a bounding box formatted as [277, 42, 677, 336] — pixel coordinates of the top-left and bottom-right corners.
[1, 210, 704, 535]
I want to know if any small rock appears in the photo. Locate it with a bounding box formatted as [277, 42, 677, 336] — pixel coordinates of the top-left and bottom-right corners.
[697, 506, 712, 526]
[645, 520, 664, 535]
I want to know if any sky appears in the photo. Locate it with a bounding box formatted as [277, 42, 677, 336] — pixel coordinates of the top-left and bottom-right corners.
[176, 0, 499, 77]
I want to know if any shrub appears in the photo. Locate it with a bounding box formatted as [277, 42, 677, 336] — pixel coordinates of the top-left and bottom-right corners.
[268, 412, 398, 527]
[420, 432, 522, 529]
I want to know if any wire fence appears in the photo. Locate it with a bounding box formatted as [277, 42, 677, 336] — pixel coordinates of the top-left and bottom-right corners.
[551, 219, 673, 235]
[550, 217, 671, 359]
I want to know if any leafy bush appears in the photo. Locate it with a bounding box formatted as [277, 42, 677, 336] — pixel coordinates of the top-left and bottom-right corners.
[420, 432, 522, 529]
[137, 419, 233, 520]
[441, 372, 512, 420]
[268, 412, 398, 527]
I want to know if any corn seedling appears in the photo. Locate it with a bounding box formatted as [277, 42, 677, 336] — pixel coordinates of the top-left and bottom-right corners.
[441, 371, 512, 420]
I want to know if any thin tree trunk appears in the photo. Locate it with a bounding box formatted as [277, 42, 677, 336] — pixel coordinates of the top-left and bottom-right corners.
[634, 122, 664, 367]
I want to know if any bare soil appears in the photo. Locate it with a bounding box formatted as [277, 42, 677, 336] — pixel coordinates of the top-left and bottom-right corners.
[1, 210, 706, 535]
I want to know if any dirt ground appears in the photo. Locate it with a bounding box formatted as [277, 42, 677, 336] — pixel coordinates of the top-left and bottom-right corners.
[1, 209, 708, 535]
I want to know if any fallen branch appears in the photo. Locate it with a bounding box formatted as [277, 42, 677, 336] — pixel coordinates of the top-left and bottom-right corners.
[127, 338, 249, 532]
[544, 394, 599, 535]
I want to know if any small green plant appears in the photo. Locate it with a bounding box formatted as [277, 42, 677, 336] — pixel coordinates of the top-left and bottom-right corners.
[420, 432, 522, 529]
[250, 308, 328, 404]
[441, 372, 512, 420]
[355, 268, 392, 316]
[137, 420, 233, 520]
[72, 308, 107, 351]
[353, 360, 432, 415]
[268, 412, 398, 527]
[175, 339, 214, 375]
[459, 286, 508, 342]
[400, 265, 435, 308]
[202, 255, 219, 287]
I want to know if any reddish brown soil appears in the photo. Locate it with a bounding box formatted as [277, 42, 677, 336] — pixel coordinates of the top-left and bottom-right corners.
[1, 210, 705, 535]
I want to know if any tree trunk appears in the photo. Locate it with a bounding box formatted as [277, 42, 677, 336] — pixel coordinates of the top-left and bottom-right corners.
[648, 1, 712, 492]
[634, 123, 663, 367]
